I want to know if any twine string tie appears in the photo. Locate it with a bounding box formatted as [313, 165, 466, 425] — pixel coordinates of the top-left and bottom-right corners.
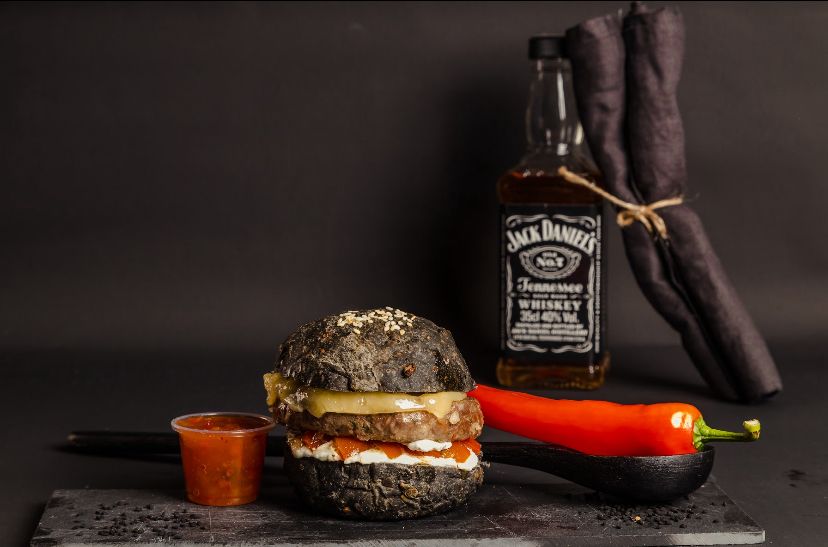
[557, 167, 683, 239]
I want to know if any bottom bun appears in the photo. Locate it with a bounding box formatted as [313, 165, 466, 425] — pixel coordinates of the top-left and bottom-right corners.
[283, 449, 484, 520]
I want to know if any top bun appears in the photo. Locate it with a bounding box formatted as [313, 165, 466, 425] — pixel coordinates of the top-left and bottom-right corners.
[276, 308, 475, 393]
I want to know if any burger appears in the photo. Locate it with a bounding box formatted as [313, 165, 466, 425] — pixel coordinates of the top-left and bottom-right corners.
[263, 308, 484, 520]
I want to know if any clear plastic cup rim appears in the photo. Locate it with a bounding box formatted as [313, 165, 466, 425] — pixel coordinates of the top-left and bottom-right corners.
[171, 412, 276, 436]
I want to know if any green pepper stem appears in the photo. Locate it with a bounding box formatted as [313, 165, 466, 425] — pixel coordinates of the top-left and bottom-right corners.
[693, 418, 761, 451]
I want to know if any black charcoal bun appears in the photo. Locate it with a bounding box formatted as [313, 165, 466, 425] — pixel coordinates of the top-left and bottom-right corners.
[284, 450, 483, 520]
[276, 308, 474, 392]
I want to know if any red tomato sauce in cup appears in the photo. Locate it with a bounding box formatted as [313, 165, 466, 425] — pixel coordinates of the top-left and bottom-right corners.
[171, 412, 275, 506]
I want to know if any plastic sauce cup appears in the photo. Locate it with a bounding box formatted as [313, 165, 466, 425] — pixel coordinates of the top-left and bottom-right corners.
[171, 412, 275, 506]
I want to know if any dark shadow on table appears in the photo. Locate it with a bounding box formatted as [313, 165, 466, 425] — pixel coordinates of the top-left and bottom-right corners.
[608, 361, 713, 400]
[589, 345, 716, 401]
[23, 502, 48, 547]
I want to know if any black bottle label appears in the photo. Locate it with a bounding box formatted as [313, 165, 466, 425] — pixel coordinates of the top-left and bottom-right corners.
[500, 204, 603, 362]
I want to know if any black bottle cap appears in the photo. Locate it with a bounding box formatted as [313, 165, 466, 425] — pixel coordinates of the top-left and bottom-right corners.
[529, 35, 565, 59]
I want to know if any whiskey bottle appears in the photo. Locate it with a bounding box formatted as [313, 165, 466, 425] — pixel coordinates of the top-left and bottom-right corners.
[497, 35, 609, 389]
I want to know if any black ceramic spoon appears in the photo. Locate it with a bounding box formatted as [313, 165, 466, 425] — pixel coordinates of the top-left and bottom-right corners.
[66, 431, 714, 502]
[483, 441, 713, 502]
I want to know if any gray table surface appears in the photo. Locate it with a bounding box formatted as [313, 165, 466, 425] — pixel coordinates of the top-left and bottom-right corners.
[1, 343, 825, 546]
[31, 480, 762, 546]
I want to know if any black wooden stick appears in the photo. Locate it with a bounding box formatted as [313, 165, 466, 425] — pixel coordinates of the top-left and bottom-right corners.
[67, 430, 285, 457]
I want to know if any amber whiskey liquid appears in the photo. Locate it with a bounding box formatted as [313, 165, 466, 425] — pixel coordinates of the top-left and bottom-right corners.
[497, 36, 609, 389]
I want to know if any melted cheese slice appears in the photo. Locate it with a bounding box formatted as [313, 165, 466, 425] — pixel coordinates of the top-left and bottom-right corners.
[263, 372, 466, 418]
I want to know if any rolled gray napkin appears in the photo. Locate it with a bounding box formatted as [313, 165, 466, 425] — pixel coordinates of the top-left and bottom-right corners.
[565, 3, 782, 402]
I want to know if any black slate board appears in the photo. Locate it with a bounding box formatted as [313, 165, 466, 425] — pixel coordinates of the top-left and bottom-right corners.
[31, 466, 763, 546]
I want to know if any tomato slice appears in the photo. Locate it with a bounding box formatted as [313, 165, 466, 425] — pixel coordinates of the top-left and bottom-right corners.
[415, 448, 443, 458]
[440, 443, 471, 463]
[373, 441, 405, 459]
[302, 430, 329, 450]
[333, 436, 372, 459]
[465, 438, 482, 455]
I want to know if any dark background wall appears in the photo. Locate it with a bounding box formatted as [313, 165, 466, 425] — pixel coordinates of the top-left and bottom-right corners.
[2, 2, 826, 374]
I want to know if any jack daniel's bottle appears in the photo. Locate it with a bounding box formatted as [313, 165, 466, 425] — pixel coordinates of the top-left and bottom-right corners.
[497, 36, 609, 389]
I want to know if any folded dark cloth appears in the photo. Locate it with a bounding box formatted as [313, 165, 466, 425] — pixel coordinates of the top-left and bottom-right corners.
[566, 3, 782, 402]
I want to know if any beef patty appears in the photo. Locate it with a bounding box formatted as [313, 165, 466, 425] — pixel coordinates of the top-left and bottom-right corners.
[274, 397, 483, 443]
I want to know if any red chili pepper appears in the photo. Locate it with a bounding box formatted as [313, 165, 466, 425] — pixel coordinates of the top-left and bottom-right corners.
[469, 384, 760, 457]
